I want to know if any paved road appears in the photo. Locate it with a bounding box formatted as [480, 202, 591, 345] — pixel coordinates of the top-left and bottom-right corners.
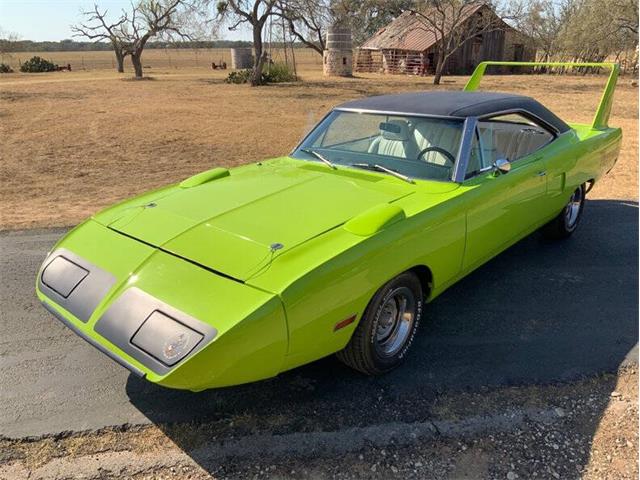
[1, 199, 637, 438]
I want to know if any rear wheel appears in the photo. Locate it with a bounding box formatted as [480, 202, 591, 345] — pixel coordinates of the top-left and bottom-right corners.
[337, 272, 423, 375]
[541, 184, 585, 240]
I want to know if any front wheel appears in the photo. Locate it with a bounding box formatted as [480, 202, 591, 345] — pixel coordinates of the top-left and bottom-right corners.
[336, 272, 423, 375]
[541, 184, 586, 240]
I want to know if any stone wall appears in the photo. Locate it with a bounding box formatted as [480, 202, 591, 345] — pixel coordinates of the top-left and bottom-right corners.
[323, 49, 353, 77]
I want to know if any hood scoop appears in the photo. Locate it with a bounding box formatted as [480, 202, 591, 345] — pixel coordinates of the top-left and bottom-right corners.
[179, 168, 229, 188]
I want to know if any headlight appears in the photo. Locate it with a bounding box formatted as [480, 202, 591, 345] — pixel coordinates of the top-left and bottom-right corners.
[95, 287, 217, 375]
[41, 255, 89, 298]
[131, 311, 204, 366]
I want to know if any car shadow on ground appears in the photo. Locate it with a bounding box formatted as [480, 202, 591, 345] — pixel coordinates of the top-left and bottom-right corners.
[126, 199, 638, 475]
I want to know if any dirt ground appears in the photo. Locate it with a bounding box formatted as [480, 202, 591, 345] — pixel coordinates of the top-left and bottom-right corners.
[0, 68, 637, 229]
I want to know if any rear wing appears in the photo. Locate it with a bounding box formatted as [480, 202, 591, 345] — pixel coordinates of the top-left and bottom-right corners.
[464, 61, 619, 130]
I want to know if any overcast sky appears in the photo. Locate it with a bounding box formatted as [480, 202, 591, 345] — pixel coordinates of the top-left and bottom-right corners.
[0, 0, 251, 41]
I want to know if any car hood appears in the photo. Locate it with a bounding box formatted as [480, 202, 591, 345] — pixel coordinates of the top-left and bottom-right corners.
[104, 160, 416, 281]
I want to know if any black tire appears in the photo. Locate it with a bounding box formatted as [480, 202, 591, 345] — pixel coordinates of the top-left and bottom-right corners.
[541, 184, 586, 240]
[336, 271, 423, 375]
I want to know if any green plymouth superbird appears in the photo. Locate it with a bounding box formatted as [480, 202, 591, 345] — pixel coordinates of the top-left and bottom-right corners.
[37, 62, 622, 391]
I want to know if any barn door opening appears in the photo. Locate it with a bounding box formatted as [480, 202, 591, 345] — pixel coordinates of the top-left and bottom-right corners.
[513, 44, 525, 61]
[471, 37, 483, 66]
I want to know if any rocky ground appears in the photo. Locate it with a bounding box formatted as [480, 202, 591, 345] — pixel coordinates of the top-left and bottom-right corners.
[1, 367, 636, 480]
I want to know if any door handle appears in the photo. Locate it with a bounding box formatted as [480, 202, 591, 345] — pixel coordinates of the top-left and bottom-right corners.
[536, 170, 547, 177]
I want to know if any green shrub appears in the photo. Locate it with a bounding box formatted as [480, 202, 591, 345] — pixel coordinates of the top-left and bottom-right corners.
[225, 69, 253, 84]
[263, 62, 296, 83]
[0, 63, 13, 73]
[225, 63, 297, 85]
[20, 56, 57, 73]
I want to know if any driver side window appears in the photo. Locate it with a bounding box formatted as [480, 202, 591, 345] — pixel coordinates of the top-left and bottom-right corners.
[477, 113, 555, 165]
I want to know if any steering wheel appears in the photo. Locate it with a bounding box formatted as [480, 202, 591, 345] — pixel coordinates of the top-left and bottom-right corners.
[417, 146, 456, 166]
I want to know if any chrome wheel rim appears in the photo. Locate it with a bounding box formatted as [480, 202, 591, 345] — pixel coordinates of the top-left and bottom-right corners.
[564, 188, 583, 229]
[375, 287, 417, 357]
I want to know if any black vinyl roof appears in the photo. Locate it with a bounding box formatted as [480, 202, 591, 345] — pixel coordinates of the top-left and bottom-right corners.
[336, 91, 570, 133]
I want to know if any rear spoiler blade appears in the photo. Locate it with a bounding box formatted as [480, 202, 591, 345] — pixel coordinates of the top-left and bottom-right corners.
[463, 61, 619, 130]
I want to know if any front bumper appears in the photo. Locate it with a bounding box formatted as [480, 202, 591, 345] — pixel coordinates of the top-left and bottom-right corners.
[41, 300, 145, 378]
[36, 221, 288, 390]
[39, 247, 217, 377]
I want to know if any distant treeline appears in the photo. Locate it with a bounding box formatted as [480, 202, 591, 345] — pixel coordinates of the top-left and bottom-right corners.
[2, 39, 321, 53]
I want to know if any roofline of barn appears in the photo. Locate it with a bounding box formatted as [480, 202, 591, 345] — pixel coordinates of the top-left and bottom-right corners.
[359, 3, 530, 53]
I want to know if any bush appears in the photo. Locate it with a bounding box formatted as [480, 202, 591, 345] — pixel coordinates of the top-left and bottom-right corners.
[20, 56, 57, 73]
[263, 62, 296, 83]
[0, 63, 13, 73]
[225, 63, 297, 85]
[225, 69, 253, 84]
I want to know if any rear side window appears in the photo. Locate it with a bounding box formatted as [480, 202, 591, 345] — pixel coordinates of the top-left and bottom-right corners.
[478, 113, 555, 164]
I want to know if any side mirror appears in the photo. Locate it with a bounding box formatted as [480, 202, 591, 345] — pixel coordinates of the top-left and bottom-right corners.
[493, 158, 511, 175]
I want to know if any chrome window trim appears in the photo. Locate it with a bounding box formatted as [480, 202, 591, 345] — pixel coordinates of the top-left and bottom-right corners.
[476, 126, 486, 168]
[334, 107, 467, 121]
[477, 108, 560, 135]
[452, 117, 478, 183]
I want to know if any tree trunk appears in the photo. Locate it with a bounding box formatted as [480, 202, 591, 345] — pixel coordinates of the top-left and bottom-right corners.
[131, 51, 143, 78]
[114, 48, 125, 73]
[433, 49, 446, 85]
[251, 25, 265, 86]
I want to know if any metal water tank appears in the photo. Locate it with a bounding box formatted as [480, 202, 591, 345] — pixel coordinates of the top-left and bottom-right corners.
[230, 48, 253, 69]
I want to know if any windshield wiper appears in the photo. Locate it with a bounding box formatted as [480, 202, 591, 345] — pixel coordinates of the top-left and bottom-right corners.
[350, 163, 415, 184]
[301, 148, 337, 170]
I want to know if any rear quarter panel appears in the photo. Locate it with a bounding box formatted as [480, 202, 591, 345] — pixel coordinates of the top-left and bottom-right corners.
[542, 125, 621, 217]
[566, 124, 622, 189]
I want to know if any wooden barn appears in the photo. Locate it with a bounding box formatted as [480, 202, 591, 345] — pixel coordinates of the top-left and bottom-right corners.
[355, 3, 536, 76]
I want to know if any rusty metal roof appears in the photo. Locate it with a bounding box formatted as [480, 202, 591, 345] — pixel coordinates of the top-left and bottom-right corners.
[360, 4, 488, 52]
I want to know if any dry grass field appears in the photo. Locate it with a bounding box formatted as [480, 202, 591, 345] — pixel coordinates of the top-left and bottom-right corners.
[0, 61, 637, 230]
[0, 48, 323, 72]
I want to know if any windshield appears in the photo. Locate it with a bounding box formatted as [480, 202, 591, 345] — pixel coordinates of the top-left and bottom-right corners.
[292, 110, 464, 182]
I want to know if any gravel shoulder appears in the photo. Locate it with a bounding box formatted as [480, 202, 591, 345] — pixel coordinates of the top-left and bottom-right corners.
[1, 367, 636, 479]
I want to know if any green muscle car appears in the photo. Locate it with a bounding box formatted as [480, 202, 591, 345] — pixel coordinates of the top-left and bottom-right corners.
[37, 62, 622, 391]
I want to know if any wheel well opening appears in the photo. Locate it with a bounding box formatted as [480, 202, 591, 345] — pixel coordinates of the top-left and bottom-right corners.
[409, 265, 433, 299]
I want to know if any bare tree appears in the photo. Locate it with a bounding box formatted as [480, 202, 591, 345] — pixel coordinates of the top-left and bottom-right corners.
[409, 0, 517, 84]
[516, 0, 637, 67]
[276, 0, 329, 55]
[119, 0, 207, 78]
[73, 1, 208, 78]
[0, 28, 19, 58]
[332, 0, 414, 45]
[559, 0, 638, 64]
[72, 5, 129, 73]
[274, 0, 413, 57]
[217, 0, 278, 85]
[514, 0, 575, 62]
[609, 0, 638, 35]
